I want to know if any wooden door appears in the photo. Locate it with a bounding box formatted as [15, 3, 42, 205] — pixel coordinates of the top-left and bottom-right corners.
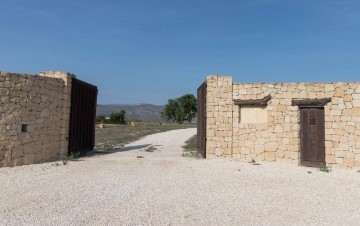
[300, 107, 325, 166]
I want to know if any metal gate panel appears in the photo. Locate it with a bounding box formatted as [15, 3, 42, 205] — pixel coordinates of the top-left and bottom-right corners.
[68, 78, 98, 155]
[197, 82, 207, 158]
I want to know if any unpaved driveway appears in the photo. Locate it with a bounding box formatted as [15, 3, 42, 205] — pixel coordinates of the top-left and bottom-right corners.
[1, 128, 360, 225]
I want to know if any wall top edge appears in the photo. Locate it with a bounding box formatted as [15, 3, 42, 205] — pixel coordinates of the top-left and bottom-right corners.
[233, 82, 360, 85]
[207, 75, 232, 78]
[0, 71, 77, 78]
[0, 71, 37, 77]
[40, 71, 76, 78]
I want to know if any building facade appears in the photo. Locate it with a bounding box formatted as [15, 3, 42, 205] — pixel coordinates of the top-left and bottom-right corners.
[197, 75, 360, 169]
[0, 71, 97, 167]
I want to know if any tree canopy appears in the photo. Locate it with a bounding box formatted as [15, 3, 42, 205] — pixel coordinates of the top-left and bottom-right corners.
[161, 94, 197, 123]
[109, 110, 126, 124]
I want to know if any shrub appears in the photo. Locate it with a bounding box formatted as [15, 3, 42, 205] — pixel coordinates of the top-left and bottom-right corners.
[109, 110, 126, 124]
[319, 164, 331, 173]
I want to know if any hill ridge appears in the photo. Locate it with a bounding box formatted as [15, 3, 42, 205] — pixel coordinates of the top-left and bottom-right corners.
[97, 104, 164, 121]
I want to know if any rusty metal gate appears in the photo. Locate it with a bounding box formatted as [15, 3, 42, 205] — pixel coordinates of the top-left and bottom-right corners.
[68, 78, 98, 155]
[197, 82, 206, 158]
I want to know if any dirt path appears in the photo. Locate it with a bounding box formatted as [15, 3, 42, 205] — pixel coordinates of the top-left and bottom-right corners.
[1, 128, 360, 225]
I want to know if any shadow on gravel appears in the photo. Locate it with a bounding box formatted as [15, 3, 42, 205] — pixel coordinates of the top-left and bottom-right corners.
[87, 144, 152, 157]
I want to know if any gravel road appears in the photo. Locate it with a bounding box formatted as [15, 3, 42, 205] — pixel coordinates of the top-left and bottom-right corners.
[1, 128, 360, 225]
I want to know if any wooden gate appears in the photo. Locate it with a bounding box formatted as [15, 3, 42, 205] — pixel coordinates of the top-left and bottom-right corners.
[197, 82, 207, 158]
[300, 107, 325, 166]
[68, 78, 98, 155]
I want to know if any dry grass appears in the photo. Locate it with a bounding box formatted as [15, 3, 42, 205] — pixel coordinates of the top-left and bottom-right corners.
[95, 122, 195, 150]
[181, 135, 200, 158]
[143, 145, 158, 152]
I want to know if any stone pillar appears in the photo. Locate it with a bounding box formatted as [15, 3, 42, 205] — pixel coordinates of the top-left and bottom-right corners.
[40, 71, 74, 158]
[205, 75, 233, 159]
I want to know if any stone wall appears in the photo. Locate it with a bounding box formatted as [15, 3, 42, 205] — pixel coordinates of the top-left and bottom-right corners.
[0, 71, 73, 167]
[205, 76, 233, 159]
[204, 75, 360, 169]
[40, 72, 73, 158]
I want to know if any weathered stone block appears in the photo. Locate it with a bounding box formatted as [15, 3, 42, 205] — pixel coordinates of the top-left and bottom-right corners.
[18, 133, 30, 144]
[290, 152, 299, 160]
[335, 157, 344, 165]
[241, 147, 251, 155]
[334, 88, 345, 97]
[326, 155, 336, 164]
[354, 100, 360, 108]
[330, 110, 341, 116]
[23, 154, 35, 165]
[342, 109, 353, 116]
[40, 108, 50, 118]
[325, 84, 334, 92]
[353, 94, 360, 100]
[353, 108, 360, 117]
[264, 152, 276, 162]
[335, 150, 345, 158]
[12, 145, 24, 158]
[13, 157, 23, 166]
[23, 141, 42, 155]
[344, 95, 352, 102]
[343, 157, 354, 167]
[355, 85, 360, 94]
[274, 104, 285, 112]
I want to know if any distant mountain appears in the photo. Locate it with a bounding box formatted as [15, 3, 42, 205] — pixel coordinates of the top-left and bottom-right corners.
[97, 104, 164, 122]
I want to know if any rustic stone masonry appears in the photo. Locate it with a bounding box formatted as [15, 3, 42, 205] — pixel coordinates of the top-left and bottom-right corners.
[204, 75, 360, 169]
[206, 76, 233, 158]
[0, 71, 73, 167]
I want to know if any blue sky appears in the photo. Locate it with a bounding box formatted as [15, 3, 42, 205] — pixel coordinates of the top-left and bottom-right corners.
[1, 0, 359, 105]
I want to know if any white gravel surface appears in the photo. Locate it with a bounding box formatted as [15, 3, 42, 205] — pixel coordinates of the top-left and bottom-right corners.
[1, 128, 360, 225]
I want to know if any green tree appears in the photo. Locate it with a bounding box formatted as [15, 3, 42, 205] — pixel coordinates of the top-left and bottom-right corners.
[109, 110, 126, 124]
[161, 94, 197, 123]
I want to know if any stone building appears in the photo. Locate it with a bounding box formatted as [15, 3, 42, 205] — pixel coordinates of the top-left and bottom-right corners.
[197, 75, 360, 169]
[0, 71, 97, 167]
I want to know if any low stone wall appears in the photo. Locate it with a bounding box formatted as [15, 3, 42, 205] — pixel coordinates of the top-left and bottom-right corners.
[0, 71, 73, 167]
[204, 75, 360, 169]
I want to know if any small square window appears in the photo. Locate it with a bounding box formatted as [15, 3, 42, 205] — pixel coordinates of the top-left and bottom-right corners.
[21, 124, 28, 133]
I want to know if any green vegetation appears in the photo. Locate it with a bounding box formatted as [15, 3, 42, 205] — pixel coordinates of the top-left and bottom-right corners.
[161, 94, 197, 124]
[319, 164, 332, 173]
[96, 111, 126, 124]
[181, 135, 200, 158]
[109, 110, 126, 124]
[95, 122, 195, 150]
[62, 152, 80, 165]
